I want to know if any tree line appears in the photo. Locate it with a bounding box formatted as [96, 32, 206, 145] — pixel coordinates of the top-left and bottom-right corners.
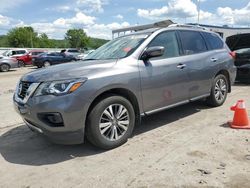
[0, 27, 108, 49]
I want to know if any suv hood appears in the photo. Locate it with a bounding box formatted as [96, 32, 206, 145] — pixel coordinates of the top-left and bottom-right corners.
[21, 59, 117, 82]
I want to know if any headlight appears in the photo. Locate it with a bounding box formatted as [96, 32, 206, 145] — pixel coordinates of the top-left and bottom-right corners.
[34, 78, 87, 96]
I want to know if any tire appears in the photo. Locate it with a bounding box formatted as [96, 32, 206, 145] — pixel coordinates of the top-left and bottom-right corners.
[43, 61, 51, 67]
[206, 74, 228, 107]
[86, 95, 135, 149]
[0, 64, 10, 72]
[18, 60, 25, 67]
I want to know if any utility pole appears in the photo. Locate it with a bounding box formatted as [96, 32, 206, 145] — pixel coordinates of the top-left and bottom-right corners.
[30, 31, 33, 48]
[197, 0, 201, 24]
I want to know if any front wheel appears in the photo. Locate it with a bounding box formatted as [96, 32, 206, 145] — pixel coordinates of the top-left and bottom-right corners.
[18, 60, 24, 67]
[0, 64, 10, 72]
[86, 95, 135, 149]
[43, 61, 51, 67]
[206, 74, 228, 107]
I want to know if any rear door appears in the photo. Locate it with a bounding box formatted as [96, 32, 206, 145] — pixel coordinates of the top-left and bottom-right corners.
[139, 31, 190, 113]
[177, 30, 215, 99]
[53, 53, 65, 64]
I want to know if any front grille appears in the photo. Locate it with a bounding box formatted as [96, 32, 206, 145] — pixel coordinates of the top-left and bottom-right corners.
[18, 82, 32, 99]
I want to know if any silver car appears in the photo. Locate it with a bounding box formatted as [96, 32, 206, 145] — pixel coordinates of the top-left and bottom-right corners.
[0, 56, 19, 72]
[13, 26, 236, 149]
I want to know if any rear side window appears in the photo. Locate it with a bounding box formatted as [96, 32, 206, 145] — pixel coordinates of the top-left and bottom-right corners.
[68, 50, 79, 53]
[32, 52, 43, 55]
[16, 50, 26, 54]
[148, 31, 180, 59]
[203, 32, 224, 50]
[179, 31, 207, 55]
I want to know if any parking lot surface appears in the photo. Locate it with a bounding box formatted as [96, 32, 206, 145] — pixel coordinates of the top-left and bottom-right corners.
[0, 67, 250, 188]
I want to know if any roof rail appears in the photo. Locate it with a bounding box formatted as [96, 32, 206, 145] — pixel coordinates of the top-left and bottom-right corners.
[168, 24, 208, 30]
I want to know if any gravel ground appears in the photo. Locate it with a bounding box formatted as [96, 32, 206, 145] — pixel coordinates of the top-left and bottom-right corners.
[0, 67, 250, 188]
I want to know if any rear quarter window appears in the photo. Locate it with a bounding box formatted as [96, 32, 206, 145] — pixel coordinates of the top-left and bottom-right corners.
[67, 50, 79, 53]
[179, 30, 207, 55]
[203, 32, 224, 50]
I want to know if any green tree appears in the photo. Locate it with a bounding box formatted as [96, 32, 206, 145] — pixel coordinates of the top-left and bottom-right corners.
[38, 33, 54, 48]
[0, 35, 9, 47]
[65, 29, 89, 48]
[88, 38, 109, 49]
[7, 27, 38, 48]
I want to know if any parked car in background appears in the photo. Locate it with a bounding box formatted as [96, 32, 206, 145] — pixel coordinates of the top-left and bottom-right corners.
[0, 56, 18, 72]
[1, 49, 30, 67]
[64, 48, 82, 60]
[226, 33, 250, 83]
[233, 48, 250, 83]
[2, 49, 28, 57]
[33, 52, 76, 68]
[29, 50, 47, 62]
[13, 50, 46, 66]
[14, 25, 236, 149]
[15, 53, 32, 66]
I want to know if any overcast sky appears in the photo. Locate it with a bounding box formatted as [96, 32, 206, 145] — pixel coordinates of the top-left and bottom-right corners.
[1, 0, 250, 39]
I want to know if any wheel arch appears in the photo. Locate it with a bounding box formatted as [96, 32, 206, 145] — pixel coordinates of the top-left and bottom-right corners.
[85, 87, 141, 132]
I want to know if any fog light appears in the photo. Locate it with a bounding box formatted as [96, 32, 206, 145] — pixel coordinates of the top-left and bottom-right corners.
[38, 113, 64, 127]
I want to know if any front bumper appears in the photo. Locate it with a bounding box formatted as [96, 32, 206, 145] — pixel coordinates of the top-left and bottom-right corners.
[13, 91, 89, 145]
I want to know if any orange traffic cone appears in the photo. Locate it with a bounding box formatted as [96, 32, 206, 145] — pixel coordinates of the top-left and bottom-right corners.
[228, 100, 250, 129]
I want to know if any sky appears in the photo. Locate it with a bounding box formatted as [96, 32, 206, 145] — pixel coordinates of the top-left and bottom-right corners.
[1, 0, 250, 39]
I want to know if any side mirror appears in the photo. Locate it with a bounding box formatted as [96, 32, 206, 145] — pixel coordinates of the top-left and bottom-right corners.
[141, 46, 165, 60]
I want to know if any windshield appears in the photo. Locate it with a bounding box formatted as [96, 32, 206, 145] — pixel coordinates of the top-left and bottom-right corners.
[2, 50, 10, 56]
[85, 34, 148, 60]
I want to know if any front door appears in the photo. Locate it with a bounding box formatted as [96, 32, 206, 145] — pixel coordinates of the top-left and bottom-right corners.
[139, 31, 190, 113]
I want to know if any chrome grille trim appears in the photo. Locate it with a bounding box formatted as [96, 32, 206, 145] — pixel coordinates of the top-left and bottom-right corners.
[15, 81, 40, 104]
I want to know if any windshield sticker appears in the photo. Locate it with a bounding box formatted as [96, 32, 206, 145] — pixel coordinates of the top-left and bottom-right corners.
[123, 47, 132, 52]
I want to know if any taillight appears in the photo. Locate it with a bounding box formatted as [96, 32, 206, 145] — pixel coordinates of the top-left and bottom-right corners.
[229, 51, 236, 59]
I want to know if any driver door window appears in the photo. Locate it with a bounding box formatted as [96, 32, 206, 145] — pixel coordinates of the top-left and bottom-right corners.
[148, 31, 180, 59]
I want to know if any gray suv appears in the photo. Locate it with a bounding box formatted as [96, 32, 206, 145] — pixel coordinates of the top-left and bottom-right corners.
[13, 26, 236, 149]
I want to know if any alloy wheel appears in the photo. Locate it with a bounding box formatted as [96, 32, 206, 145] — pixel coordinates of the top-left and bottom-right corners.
[44, 61, 51, 67]
[214, 78, 227, 102]
[99, 104, 130, 141]
[0, 64, 10, 72]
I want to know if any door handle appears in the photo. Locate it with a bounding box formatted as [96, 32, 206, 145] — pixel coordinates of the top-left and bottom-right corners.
[211, 58, 217, 62]
[177, 63, 186, 69]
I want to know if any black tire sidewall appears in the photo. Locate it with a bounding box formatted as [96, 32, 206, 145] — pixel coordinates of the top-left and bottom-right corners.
[87, 95, 135, 149]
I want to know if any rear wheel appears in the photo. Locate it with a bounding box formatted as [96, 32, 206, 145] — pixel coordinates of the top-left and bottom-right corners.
[0, 64, 10, 72]
[206, 74, 228, 107]
[18, 60, 24, 67]
[86, 95, 135, 149]
[43, 61, 51, 67]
